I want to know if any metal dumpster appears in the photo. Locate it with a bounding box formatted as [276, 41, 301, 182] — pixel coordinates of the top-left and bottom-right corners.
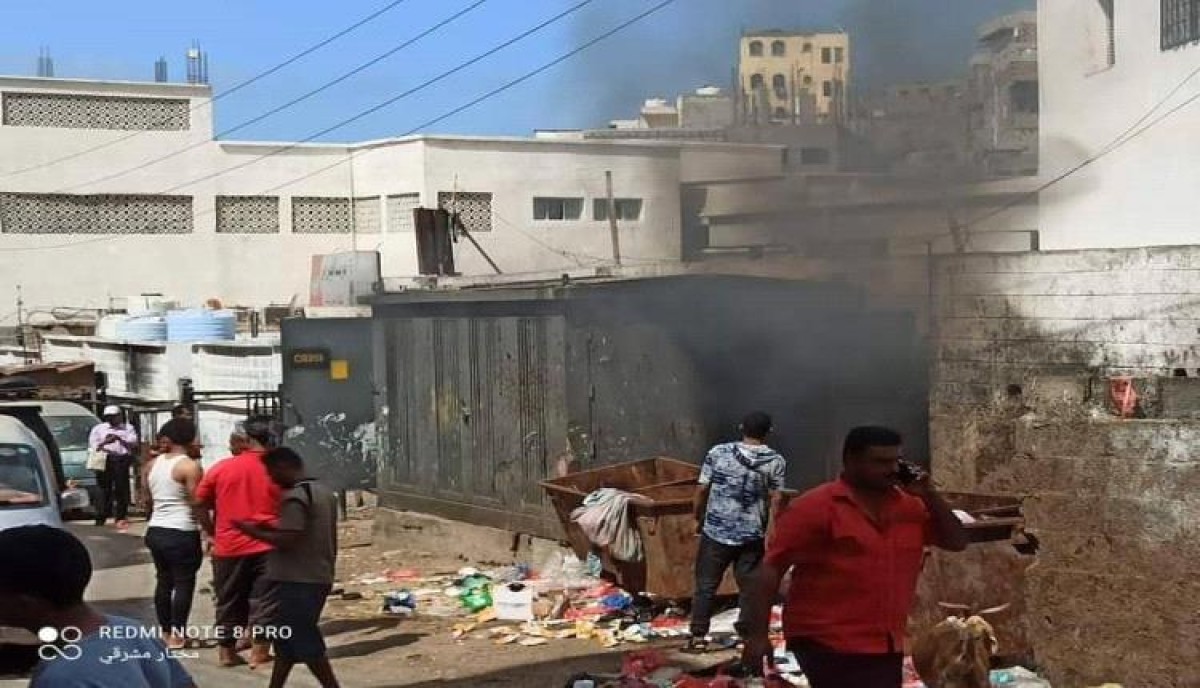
[540, 457, 737, 599]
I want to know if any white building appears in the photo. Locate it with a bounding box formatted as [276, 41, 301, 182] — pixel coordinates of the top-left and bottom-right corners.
[1039, 1, 1200, 249]
[0, 76, 783, 310]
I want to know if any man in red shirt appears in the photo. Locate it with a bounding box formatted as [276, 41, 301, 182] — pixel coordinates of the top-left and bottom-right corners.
[193, 416, 282, 668]
[741, 426, 968, 688]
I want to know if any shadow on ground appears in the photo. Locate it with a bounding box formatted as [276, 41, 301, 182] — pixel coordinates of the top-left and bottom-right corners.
[375, 652, 622, 688]
[329, 633, 424, 660]
[67, 523, 154, 570]
[320, 618, 406, 636]
[93, 597, 158, 623]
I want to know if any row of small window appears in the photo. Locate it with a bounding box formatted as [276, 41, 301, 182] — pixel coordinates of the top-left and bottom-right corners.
[749, 75, 841, 97]
[0, 192, 464, 234]
[747, 40, 846, 64]
[533, 197, 643, 222]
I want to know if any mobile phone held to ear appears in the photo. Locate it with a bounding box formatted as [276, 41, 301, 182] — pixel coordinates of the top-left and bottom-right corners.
[897, 460, 923, 485]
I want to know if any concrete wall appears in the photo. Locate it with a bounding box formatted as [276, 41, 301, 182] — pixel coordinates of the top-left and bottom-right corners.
[1039, 2, 1200, 248]
[930, 245, 1200, 686]
[0, 77, 784, 308]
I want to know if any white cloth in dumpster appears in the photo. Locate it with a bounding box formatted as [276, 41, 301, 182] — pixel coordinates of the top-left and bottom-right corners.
[570, 488, 651, 563]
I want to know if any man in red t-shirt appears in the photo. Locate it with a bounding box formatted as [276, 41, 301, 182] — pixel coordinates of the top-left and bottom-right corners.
[741, 426, 969, 688]
[193, 416, 282, 668]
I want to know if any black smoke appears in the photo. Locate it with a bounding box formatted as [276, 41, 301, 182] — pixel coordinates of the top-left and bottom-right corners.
[559, 0, 1034, 127]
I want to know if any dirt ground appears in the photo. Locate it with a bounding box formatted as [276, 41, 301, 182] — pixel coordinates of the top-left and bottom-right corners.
[308, 505, 733, 687]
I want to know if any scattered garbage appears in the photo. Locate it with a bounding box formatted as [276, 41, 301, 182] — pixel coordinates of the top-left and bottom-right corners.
[382, 590, 417, 616]
[494, 582, 535, 621]
[570, 488, 653, 562]
[990, 667, 1053, 687]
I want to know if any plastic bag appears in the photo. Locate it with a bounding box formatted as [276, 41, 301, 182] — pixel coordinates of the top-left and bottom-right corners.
[990, 667, 1052, 687]
[459, 583, 493, 612]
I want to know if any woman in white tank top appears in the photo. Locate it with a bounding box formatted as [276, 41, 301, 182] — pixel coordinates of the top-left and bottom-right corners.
[141, 418, 204, 649]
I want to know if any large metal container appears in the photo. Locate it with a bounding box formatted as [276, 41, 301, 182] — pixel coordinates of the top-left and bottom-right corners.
[541, 456, 736, 599]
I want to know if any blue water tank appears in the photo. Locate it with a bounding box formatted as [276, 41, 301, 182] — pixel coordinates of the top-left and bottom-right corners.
[114, 316, 167, 342]
[166, 310, 237, 342]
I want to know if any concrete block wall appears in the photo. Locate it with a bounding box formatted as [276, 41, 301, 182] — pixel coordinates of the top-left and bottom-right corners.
[929, 245, 1200, 687]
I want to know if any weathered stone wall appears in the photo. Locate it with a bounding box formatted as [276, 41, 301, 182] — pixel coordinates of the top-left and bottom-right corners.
[930, 246, 1200, 687]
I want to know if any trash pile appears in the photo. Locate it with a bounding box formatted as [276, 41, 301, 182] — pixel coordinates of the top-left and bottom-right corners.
[338, 550, 785, 650]
[561, 649, 805, 687]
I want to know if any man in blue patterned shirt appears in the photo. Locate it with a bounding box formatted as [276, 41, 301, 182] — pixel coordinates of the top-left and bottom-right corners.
[686, 411, 786, 651]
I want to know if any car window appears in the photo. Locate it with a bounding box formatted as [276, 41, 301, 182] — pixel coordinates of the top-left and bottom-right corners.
[0, 444, 48, 508]
[45, 415, 97, 451]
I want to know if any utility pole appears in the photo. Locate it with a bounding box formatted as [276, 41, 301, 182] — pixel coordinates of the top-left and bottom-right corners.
[16, 285, 30, 364]
[605, 171, 622, 267]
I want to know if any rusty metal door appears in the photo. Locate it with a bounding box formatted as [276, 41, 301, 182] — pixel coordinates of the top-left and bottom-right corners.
[378, 313, 568, 535]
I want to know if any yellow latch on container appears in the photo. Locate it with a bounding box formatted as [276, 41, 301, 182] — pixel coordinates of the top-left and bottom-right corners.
[330, 360, 350, 380]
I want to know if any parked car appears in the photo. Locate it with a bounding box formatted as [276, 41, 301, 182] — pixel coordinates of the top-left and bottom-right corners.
[0, 413, 88, 530]
[37, 400, 103, 517]
[0, 407, 89, 678]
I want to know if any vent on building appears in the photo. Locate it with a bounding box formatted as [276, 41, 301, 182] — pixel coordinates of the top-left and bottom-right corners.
[386, 193, 419, 232]
[437, 191, 493, 232]
[215, 196, 279, 234]
[1, 92, 190, 131]
[292, 197, 352, 234]
[0, 193, 193, 234]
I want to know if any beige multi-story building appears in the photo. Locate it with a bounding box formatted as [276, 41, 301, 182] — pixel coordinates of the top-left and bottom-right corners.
[738, 30, 850, 125]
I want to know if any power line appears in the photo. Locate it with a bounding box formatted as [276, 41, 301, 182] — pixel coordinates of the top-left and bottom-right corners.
[0, 0, 680, 254]
[965, 64, 1200, 230]
[56, 0, 493, 194]
[153, 0, 603, 197]
[0, 0, 418, 182]
[187, 0, 678, 200]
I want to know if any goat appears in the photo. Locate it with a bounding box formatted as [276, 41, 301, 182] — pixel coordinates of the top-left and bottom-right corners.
[911, 602, 1011, 688]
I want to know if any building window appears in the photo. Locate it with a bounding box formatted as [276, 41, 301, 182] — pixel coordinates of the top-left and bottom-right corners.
[533, 197, 583, 221]
[771, 40, 786, 57]
[803, 42, 813, 52]
[834, 47, 845, 63]
[749, 40, 764, 57]
[823, 80, 834, 97]
[353, 196, 381, 233]
[750, 73, 765, 90]
[215, 196, 279, 234]
[799, 148, 832, 165]
[773, 73, 788, 95]
[1011, 80, 1039, 113]
[0, 193, 193, 234]
[821, 47, 833, 64]
[1162, 0, 1200, 50]
[593, 198, 643, 221]
[292, 197, 352, 234]
[1, 92, 190, 131]
[1085, 0, 1116, 71]
[386, 193, 419, 232]
[438, 191, 492, 232]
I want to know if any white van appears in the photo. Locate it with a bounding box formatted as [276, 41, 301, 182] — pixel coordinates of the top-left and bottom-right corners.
[0, 414, 88, 531]
[36, 400, 103, 515]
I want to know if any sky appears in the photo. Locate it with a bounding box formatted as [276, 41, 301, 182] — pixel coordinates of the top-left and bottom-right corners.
[0, 0, 1033, 143]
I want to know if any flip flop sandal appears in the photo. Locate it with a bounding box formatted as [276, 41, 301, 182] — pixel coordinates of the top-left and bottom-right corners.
[682, 638, 711, 654]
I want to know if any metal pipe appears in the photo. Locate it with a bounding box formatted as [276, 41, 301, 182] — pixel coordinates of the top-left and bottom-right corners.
[605, 171, 622, 266]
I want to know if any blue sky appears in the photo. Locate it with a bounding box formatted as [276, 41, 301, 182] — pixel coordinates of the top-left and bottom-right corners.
[0, 0, 1033, 142]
